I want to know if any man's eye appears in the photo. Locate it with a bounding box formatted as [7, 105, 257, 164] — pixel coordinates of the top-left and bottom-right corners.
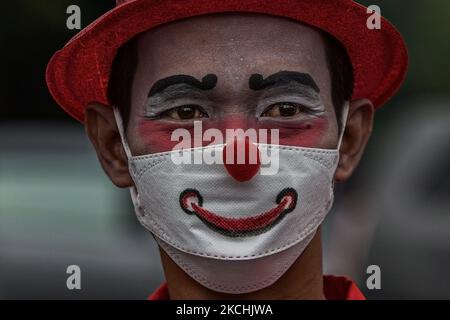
[261, 103, 304, 118]
[163, 105, 208, 120]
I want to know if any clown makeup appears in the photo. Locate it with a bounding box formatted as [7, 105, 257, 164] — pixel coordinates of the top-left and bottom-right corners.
[251, 71, 325, 121]
[144, 74, 218, 121]
[88, 12, 377, 297]
[128, 14, 340, 155]
[252, 71, 328, 147]
[138, 70, 328, 152]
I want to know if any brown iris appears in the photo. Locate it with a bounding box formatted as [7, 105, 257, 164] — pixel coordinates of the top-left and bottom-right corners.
[178, 106, 196, 119]
[165, 105, 207, 120]
[262, 103, 302, 118]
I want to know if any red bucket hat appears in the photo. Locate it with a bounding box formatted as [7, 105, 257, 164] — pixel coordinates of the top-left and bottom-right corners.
[46, 0, 408, 123]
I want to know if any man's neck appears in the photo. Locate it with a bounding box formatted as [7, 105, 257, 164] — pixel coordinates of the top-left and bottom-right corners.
[159, 228, 325, 300]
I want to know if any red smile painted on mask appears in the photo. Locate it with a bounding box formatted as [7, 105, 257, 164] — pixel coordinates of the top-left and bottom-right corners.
[179, 188, 297, 237]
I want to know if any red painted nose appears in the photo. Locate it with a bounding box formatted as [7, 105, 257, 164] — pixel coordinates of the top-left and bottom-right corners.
[222, 138, 261, 182]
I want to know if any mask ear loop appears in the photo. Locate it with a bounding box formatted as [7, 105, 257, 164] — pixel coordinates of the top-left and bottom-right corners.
[330, 102, 350, 191]
[112, 105, 133, 159]
[112, 105, 142, 205]
[336, 102, 350, 151]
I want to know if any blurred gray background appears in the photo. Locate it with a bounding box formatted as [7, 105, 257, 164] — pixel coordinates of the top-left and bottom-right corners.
[1, 0, 449, 299]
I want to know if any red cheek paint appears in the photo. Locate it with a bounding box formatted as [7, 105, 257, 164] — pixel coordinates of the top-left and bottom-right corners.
[257, 117, 330, 148]
[207, 115, 330, 148]
[137, 119, 190, 153]
[136, 115, 330, 154]
[137, 119, 223, 153]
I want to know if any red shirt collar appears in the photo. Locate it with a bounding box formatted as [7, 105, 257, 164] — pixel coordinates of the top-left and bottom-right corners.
[148, 275, 365, 300]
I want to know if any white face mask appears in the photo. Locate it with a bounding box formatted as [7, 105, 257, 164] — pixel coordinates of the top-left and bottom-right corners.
[113, 104, 348, 294]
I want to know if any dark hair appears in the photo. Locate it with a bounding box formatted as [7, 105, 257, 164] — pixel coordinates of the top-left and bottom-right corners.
[108, 37, 139, 128]
[323, 31, 354, 126]
[108, 31, 353, 129]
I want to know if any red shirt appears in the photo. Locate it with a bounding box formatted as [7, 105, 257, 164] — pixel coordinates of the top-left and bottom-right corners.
[148, 275, 365, 300]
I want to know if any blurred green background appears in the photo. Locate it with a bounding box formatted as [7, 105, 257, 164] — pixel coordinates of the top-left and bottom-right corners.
[1, 0, 450, 299]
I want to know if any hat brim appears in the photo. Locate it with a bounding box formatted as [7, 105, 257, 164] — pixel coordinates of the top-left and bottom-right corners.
[46, 0, 408, 122]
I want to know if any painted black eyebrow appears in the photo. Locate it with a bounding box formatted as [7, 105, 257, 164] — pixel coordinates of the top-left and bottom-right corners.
[249, 71, 320, 93]
[148, 74, 218, 97]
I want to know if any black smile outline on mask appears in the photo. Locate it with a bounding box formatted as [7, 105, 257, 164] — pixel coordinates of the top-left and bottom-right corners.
[179, 188, 298, 237]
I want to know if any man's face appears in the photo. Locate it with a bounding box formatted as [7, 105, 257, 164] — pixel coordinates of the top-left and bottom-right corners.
[84, 12, 374, 279]
[125, 13, 340, 155]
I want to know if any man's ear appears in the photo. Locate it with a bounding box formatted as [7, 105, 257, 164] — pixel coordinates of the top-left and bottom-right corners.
[335, 98, 375, 182]
[84, 103, 134, 188]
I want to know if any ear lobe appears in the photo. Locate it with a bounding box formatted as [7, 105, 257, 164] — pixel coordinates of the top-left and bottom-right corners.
[85, 103, 134, 188]
[335, 99, 374, 182]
